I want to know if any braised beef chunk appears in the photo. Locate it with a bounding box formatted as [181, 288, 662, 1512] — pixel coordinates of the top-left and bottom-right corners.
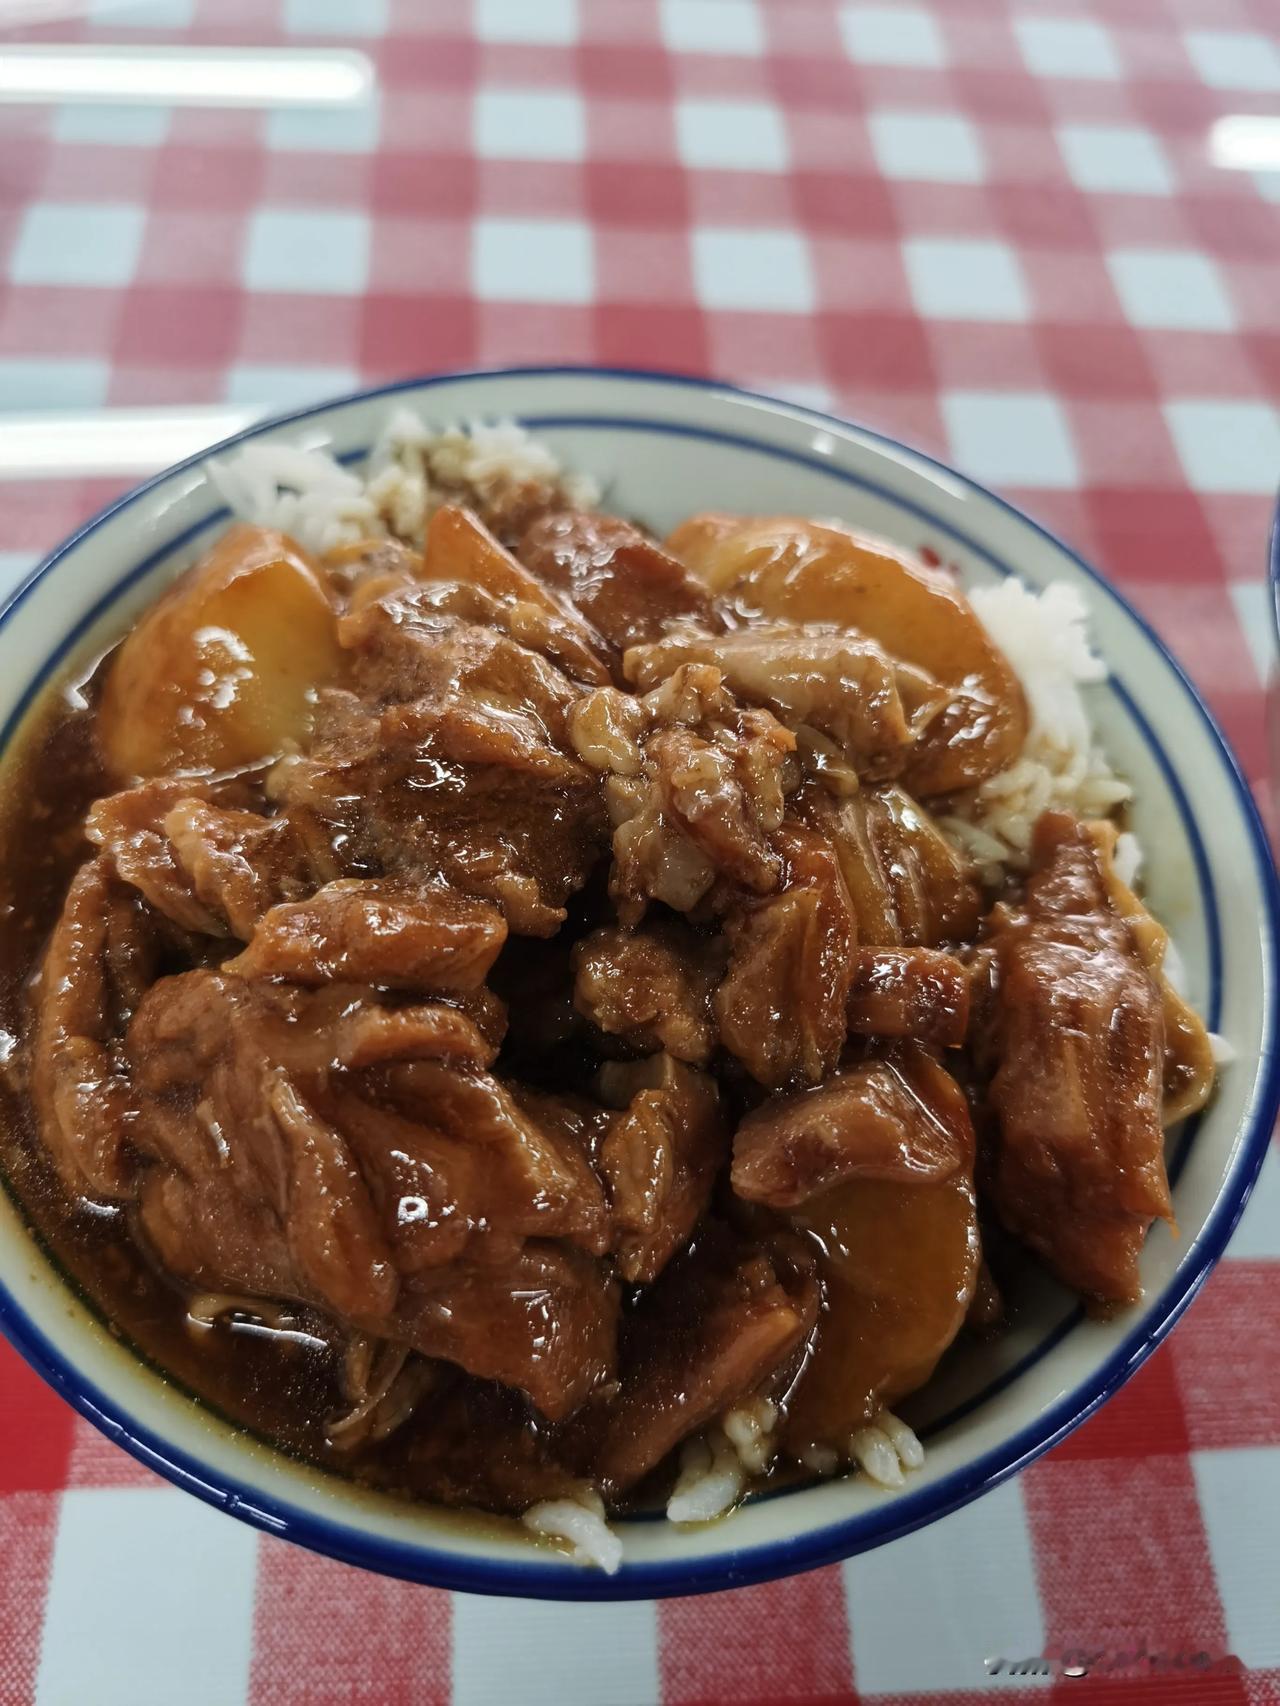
[714, 822, 856, 1089]
[520, 510, 718, 663]
[29, 856, 149, 1200]
[569, 664, 796, 925]
[86, 777, 255, 937]
[625, 624, 951, 784]
[226, 879, 508, 990]
[979, 811, 1174, 1306]
[1087, 818, 1217, 1125]
[14, 480, 1219, 1536]
[572, 922, 724, 1065]
[413, 505, 612, 688]
[377, 1061, 611, 1257]
[122, 967, 616, 1413]
[596, 1053, 728, 1283]
[845, 947, 970, 1047]
[277, 664, 606, 939]
[577, 1230, 819, 1495]
[731, 1047, 972, 1209]
[800, 783, 980, 946]
[389, 1242, 618, 1421]
[163, 800, 321, 939]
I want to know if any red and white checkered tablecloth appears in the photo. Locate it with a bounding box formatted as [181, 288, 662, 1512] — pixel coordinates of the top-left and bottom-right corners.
[1, 0, 1278, 1701]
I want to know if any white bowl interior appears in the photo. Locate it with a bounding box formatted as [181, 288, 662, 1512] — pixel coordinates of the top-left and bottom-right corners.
[0, 370, 1272, 1596]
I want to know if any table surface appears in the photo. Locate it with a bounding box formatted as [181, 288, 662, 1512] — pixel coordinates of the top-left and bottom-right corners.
[1, 1, 1278, 1702]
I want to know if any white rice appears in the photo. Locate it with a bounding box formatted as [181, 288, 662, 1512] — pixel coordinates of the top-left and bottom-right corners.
[666, 1397, 780, 1525]
[721, 1396, 778, 1475]
[521, 1488, 622, 1576]
[938, 578, 1131, 885]
[210, 410, 598, 559]
[666, 1430, 747, 1525]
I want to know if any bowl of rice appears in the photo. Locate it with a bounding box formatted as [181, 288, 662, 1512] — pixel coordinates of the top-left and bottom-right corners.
[0, 366, 1274, 1599]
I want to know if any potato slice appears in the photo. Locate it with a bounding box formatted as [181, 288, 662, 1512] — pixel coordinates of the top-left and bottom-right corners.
[783, 1167, 980, 1454]
[666, 514, 1027, 794]
[422, 504, 571, 617]
[772, 1048, 981, 1453]
[98, 524, 344, 779]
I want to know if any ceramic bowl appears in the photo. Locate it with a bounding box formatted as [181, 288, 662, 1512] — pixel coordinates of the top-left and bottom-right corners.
[1, 367, 1275, 1599]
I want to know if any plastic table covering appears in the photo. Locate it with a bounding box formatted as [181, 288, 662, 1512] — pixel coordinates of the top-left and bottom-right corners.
[0, 1, 1277, 1702]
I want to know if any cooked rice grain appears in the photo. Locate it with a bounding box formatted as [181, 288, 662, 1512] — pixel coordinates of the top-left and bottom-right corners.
[849, 1410, 925, 1489]
[522, 1490, 623, 1576]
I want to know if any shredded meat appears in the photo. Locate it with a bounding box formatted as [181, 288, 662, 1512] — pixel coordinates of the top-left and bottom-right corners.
[979, 811, 1175, 1306]
[714, 822, 856, 1089]
[86, 778, 253, 937]
[125, 968, 614, 1414]
[1088, 818, 1216, 1124]
[572, 921, 724, 1064]
[163, 799, 322, 939]
[406, 504, 612, 687]
[569, 663, 796, 925]
[664, 512, 1027, 795]
[376, 1062, 611, 1257]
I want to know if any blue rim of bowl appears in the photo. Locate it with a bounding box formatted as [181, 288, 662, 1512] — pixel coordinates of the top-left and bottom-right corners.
[0, 365, 1274, 1601]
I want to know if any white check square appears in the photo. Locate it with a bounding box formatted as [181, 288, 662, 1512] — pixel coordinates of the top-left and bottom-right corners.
[475, 89, 586, 163]
[1107, 249, 1234, 332]
[11, 202, 145, 288]
[1184, 29, 1280, 92]
[224, 364, 360, 410]
[34, 1488, 257, 1706]
[869, 111, 985, 184]
[244, 208, 370, 295]
[846, 1479, 1048, 1693]
[472, 218, 595, 304]
[1193, 1448, 1280, 1669]
[284, 0, 388, 30]
[475, 0, 577, 44]
[0, 357, 111, 410]
[676, 99, 789, 172]
[692, 228, 814, 312]
[904, 237, 1029, 322]
[660, 0, 763, 56]
[840, 5, 946, 68]
[1057, 124, 1173, 195]
[943, 391, 1080, 488]
[1164, 400, 1280, 494]
[1016, 17, 1121, 80]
